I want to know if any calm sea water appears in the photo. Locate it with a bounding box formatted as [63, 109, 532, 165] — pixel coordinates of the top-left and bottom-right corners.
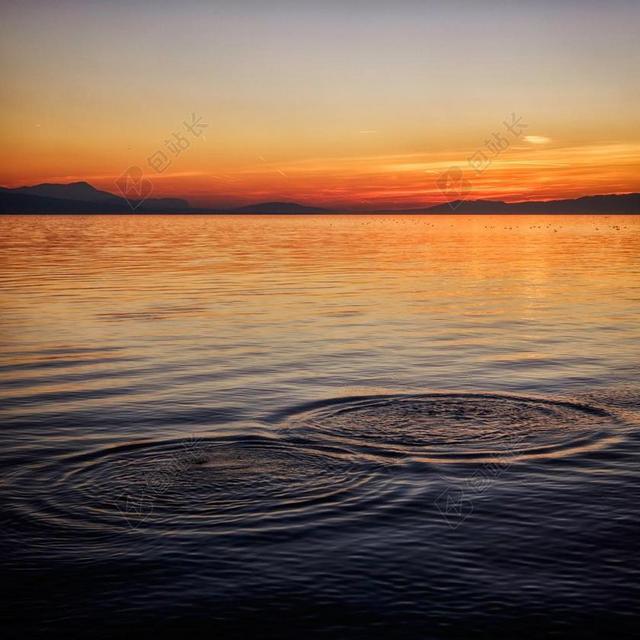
[1, 214, 639, 638]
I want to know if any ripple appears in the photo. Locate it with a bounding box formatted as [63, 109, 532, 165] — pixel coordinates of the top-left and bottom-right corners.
[575, 387, 640, 415]
[274, 392, 624, 464]
[4, 434, 399, 539]
[3, 393, 629, 547]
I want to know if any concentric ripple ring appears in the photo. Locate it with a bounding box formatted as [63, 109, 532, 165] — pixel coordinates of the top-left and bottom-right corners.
[273, 392, 624, 464]
[3, 434, 401, 539]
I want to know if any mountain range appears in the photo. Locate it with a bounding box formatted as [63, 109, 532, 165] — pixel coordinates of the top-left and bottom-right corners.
[0, 182, 190, 214]
[1, 181, 639, 214]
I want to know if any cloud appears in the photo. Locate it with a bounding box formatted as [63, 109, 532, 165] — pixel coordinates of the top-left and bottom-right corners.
[524, 135, 551, 145]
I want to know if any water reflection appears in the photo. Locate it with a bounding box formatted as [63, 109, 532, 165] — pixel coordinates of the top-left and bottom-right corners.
[1, 214, 639, 638]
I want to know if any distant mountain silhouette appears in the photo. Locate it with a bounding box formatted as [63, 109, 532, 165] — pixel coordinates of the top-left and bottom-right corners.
[1, 181, 639, 214]
[415, 193, 640, 214]
[230, 201, 329, 214]
[12, 181, 121, 203]
[0, 182, 190, 213]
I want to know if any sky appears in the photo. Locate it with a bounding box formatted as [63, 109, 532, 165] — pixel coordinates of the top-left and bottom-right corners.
[0, 0, 639, 208]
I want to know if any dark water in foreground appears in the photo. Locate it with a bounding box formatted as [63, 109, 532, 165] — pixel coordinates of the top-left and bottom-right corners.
[1, 214, 639, 638]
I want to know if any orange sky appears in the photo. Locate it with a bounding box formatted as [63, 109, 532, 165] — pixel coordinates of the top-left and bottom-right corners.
[1, 1, 639, 209]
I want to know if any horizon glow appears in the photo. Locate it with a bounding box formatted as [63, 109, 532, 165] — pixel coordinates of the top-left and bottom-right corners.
[1, 0, 639, 208]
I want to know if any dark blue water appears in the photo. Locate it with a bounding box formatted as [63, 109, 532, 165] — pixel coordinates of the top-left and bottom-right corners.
[1, 214, 639, 638]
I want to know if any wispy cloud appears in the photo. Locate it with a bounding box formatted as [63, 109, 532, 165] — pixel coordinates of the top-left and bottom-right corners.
[524, 135, 551, 145]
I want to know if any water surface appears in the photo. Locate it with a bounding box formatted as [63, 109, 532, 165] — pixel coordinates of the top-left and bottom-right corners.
[1, 214, 639, 638]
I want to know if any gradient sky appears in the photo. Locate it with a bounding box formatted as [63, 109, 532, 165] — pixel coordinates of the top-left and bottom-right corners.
[1, 0, 638, 208]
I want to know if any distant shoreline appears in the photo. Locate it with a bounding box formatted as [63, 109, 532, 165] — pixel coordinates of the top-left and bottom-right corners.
[1, 181, 639, 215]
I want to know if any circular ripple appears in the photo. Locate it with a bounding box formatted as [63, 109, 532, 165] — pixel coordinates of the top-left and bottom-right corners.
[276, 393, 623, 463]
[4, 434, 400, 538]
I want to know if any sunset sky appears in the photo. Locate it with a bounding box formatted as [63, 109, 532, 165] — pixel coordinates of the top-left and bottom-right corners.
[1, 0, 639, 209]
